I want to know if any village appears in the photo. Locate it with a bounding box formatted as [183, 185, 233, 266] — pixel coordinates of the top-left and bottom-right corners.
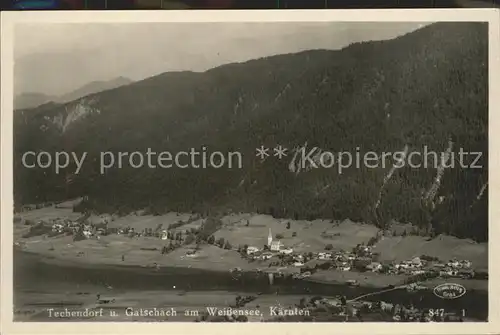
[17, 206, 485, 287]
[13, 204, 488, 323]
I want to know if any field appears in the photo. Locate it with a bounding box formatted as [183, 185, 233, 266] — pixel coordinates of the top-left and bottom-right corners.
[106, 212, 194, 231]
[215, 214, 379, 252]
[16, 207, 81, 223]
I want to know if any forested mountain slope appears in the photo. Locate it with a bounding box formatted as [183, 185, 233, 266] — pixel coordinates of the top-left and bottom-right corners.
[14, 22, 488, 241]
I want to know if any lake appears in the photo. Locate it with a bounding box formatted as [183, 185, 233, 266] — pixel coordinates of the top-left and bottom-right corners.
[13, 250, 488, 321]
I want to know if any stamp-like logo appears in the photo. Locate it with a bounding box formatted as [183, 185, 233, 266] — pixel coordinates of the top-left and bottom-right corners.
[433, 283, 467, 299]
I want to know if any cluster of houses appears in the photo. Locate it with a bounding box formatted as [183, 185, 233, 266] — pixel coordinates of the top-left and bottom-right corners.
[48, 213, 111, 239]
[382, 257, 474, 279]
[241, 229, 475, 281]
[245, 229, 294, 260]
[47, 214, 188, 241]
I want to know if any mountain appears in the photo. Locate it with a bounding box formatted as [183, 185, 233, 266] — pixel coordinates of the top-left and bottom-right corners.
[14, 77, 133, 110]
[57, 77, 133, 103]
[13, 22, 488, 241]
[14, 92, 57, 110]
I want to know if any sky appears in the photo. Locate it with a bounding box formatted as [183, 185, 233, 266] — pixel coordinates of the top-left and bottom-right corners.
[14, 22, 428, 96]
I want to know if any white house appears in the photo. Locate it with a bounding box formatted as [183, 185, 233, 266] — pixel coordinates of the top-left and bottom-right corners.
[161, 230, 169, 240]
[260, 253, 273, 260]
[340, 266, 351, 271]
[318, 252, 332, 260]
[52, 223, 64, 232]
[247, 246, 260, 255]
[279, 248, 293, 255]
[293, 261, 304, 267]
[460, 260, 472, 269]
[411, 257, 423, 267]
[367, 262, 382, 272]
[270, 240, 282, 252]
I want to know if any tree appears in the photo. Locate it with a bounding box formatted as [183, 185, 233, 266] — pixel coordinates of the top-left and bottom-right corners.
[224, 241, 232, 250]
[324, 244, 333, 250]
[292, 231, 297, 237]
[184, 234, 195, 245]
[353, 258, 371, 271]
[367, 236, 378, 246]
[275, 233, 284, 239]
[217, 237, 225, 247]
[286, 222, 291, 229]
[207, 235, 215, 244]
[73, 230, 86, 242]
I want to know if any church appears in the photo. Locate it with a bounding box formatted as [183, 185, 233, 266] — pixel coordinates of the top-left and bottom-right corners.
[267, 228, 282, 251]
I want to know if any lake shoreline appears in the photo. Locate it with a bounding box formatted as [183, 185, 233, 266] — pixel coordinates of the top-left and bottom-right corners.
[15, 247, 488, 293]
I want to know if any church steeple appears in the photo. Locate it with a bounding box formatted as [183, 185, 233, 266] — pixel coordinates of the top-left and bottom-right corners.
[268, 228, 273, 246]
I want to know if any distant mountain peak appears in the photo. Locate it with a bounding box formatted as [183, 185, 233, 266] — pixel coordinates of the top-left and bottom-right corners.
[14, 77, 134, 110]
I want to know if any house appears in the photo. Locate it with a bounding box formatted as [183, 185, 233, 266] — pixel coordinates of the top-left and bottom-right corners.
[161, 230, 169, 240]
[96, 228, 106, 236]
[367, 262, 382, 272]
[279, 248, 293, 255]
[441, 269, 458, 277]
[293, 261, 304, 267]
[52, 223, 64, 232]
[396, 263, 408, 270]
[260, 252, 273, 260]
[270, 240, 282, 252]
[340, 266, 351, 271]
[347, 279, 360, 287]
[247, 246, 260, 255]
[460, 260, 472, 269]
[458, 269, 474, 279]
[300, 271, 312, 278]
[411, 270, 425, 275]
[411, 257, 423, 267]
[318, 252, 332, 260]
